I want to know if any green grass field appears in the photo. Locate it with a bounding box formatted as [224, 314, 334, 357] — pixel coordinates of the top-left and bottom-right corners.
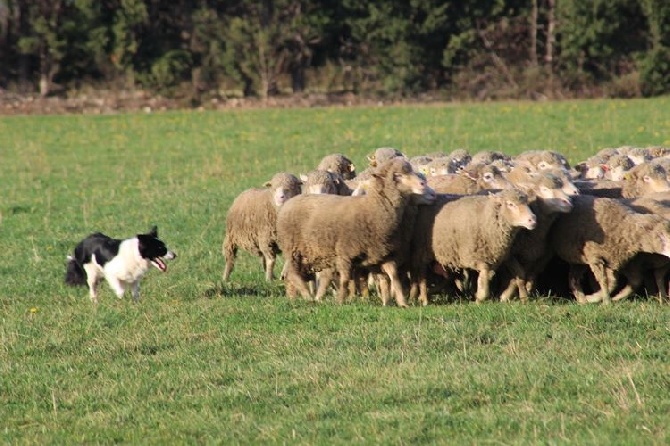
[2, 98, 670, 444]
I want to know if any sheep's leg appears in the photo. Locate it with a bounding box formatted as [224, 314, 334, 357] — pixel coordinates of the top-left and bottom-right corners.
[499, 279, 518, 303]
[222, 241, 237, 281]
[335, 260, 352, 304]
[381, 262, 408, 307]
[315, 269, 333, 301]
[475, 265, 492, 303]
[260, 249, 276, 282]
[284, 260, 311, 299]
[587, 263, 612, 304]
[612, 266, 644, 302]
[500, 257, 524, 303]
[376, 273, 391, 306]
[652, 265, 670, 303]
[568, 265, 588, 304]
[410, 265, 429, 306]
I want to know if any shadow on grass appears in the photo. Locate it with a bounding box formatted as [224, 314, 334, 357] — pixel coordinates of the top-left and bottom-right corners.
[203, 281, 284, 299]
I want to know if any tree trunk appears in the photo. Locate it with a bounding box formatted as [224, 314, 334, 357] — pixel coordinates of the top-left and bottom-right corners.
[529, 0, 538, 66]
[545, 0, 555, 77]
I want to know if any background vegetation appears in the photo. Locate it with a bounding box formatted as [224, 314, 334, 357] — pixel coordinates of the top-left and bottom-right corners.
[2, 99, 670, 443]
[1, 0, 670, 101]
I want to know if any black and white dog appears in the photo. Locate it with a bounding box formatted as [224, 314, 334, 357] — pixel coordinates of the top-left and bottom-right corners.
[65, 226, 176, 303]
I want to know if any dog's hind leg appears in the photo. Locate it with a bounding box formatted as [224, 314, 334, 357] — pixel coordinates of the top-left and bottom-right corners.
[84, 264, 101, 304]
[131, 281, 141, 302]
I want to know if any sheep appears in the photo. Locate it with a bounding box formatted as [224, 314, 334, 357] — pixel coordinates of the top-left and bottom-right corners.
[410, 189, 537, 304]
[498, 172, 574, 302]
[549, 194, 670, 304]
[410, 155, 433, 175]
[620, 163, 670, 198]
[602, 154, 634, 181]
[427, 163, 513, 195]
[426, 157, 454, 176]
[514, 149, 571, 172]
[300, 170, 353, 196]
[445, 149, 472, 172]
[470, 150, 511, 166]
[276, 158, 435, 306]
[316, 153, 356, 180]
[619, 146, 652, 165]
[573, 155, 608, 180]
[222, 172, 302, 282]
[367, 147, 407, 167]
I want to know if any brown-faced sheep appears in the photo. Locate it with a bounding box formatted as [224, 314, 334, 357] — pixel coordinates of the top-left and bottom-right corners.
[410, 189, 537, 304]
[222, 173, 302, 282]
[317, 153, 356, 180]
[549, 194, 670, 304]
[499, 172, 574, 302]
[427, 163, 513, 195]
[276, 158, 435, 306]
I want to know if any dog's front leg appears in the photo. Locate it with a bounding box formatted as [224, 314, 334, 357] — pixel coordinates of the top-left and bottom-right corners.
[131, 281, 141, 302]
[107, 278, 126, 299]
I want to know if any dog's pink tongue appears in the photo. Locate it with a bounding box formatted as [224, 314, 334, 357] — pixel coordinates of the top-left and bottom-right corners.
[154, 258, 167, 272]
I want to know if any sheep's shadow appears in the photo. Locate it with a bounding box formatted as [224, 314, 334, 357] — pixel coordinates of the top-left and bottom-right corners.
[203, 281, 284, 298]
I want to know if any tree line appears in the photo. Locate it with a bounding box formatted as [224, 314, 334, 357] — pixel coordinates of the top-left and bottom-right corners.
[1, 0, 669, 101]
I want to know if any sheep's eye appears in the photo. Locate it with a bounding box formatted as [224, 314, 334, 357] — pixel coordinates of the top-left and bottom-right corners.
[538, 162, 548, 169]
[507, 201, 516, 208]
[483, 173, 493, 181]
[643, 175, 651, 182]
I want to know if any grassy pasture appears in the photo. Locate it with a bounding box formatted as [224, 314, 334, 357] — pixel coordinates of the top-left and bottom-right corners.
[2, 98, 670, 444]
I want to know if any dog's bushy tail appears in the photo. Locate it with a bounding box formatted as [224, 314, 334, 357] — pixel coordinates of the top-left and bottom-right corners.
[65, 256, 86, 286]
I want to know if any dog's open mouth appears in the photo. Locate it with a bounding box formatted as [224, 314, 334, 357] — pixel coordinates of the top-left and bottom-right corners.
[151, 257, 168, 272]
[151, 250, 175, 272]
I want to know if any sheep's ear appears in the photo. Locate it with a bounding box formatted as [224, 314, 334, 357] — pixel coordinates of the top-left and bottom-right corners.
[349, 163, 356, 172]
[149, 225, 158, 237]
[263, 180, 272, 187]
[300, 173, 309, 182]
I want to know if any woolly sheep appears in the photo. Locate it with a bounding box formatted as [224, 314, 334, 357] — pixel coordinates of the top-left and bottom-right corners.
[549, 194, 670, 303]
[602, 154, 634, 181]
[427, 163, 512, 195]
[470, 150, 510, 166]
[222, 173, 302, 282]
[367, 147, 406, 167]
[514, 149, 570, 172]
[277, 158, 435, 306]
[410, 189, 537, 304]
[499, 172, 574, 302]
[300, 170, 353, 196]
[620, 163, 670, 198]
[316, 153, 356, 180]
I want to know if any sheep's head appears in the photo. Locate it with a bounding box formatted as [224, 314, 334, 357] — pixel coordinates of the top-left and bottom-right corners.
[532, 173, 573, 213]
[495, 189, 537, 230]
[265, 172, 303, 207]
[625, 164, 670, 194]
[374, 159, 436, 203]
[463, 163, 513, 190]
[318, 153, 356, 180]
[367, 147, 406, 167]
[604, 155, 634, 181]
[299, 170, 340, 195]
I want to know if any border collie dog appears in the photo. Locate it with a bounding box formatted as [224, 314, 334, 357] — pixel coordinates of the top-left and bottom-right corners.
[65, 226, 176, 303]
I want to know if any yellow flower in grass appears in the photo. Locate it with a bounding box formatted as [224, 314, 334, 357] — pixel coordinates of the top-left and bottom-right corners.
[30, 307, 38, 314]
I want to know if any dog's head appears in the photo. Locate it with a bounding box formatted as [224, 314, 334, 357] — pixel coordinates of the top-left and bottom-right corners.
[137, 226, 176, 272]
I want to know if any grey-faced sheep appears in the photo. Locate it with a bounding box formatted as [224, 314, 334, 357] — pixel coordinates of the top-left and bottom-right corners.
[620, 163, 670, 198]
[316, 153, 356, 180]
[276, 158, 435, 306]
[222, 173, 302, 282]
[514, 149, 570, 172]
[603, 154, 634, 181]
[549, 194, 670, 304]
[427, 163, 513, 195]
[499, 172, 574, 302]
[410, 189, 537, 304]
[367, 147, 407, 167]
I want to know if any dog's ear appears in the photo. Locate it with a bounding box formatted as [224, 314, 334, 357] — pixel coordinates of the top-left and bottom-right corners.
[149, 225, 158, 237]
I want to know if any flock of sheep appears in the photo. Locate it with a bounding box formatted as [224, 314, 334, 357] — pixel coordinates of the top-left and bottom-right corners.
[223, 145, 670, 306]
